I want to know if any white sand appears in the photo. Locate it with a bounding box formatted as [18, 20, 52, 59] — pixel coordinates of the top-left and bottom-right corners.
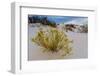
[28, 26, 88, 60]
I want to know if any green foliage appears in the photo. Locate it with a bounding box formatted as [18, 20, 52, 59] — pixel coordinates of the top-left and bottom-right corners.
[32, 27, 73, 57]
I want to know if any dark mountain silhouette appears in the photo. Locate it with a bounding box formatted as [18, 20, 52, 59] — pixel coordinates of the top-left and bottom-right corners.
[28, 16, 56, 27]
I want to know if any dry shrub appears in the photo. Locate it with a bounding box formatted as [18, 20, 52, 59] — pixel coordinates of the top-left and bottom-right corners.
[32, 27, 73, 57]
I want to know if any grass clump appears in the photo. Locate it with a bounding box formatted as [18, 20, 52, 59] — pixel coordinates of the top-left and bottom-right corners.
[32, 27, 73, 57]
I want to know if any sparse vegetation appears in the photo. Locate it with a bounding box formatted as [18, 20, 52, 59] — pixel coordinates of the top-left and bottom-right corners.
[80, 24, 88, 33]
[32, 27, 73, 57]
[65, 24, 88, 33]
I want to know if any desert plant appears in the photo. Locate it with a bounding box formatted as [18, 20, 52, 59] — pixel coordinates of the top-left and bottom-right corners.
[81, 24, 88, 33]
[32, 27, 73, 57]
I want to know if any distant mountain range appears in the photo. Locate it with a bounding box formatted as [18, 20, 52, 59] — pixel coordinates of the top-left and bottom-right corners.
[28, 15, 88, 25]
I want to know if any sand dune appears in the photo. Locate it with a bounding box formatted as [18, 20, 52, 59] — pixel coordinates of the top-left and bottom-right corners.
[28, 26, 88, 60]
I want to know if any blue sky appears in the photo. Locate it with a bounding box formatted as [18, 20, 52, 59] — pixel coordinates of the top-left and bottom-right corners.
[47, 16, 88, 25]
[29, 15, 88, 25]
